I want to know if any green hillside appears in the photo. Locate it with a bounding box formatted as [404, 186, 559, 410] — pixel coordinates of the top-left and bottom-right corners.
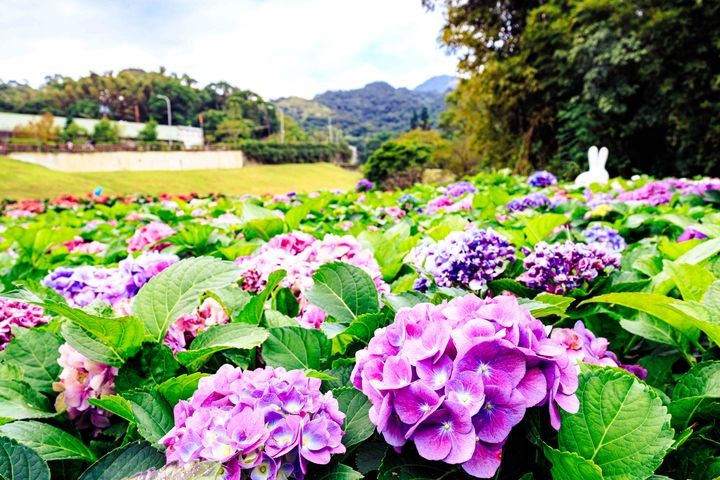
[0, 157, 360, 199]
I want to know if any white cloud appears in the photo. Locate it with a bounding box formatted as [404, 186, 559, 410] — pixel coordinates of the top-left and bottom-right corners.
[0, 0, 457, 98]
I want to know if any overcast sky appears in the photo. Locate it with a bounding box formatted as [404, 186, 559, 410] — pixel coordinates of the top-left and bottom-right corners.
[1, 0, 457, 99]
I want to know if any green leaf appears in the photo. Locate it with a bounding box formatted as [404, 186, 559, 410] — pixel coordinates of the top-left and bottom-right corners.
[665, 262, 715, 302]
[333, 387, 375, 448]
[0, 436, 50, 480]
[558, 367, 674, 480]
[78, 441, 165, 480]
[377, 447, 448, 480]
[125, 460, 225, 480]
[0, 380, 54, 420]
[0, 421, 96, 462]
[156, 373, 208, 406]
[285, 201, 313, 230]
[235, 270, 286, 325]
[261, 326, 331, 370]
[544, 446, 603, 480]
[0, 328, 61, 393]
[341, 312, 389, 344]
[620, 313, 690, 350]
[206, 286, 251, 321]
[115, 344, 180, 393]
[519, 293, 574, 318]
[133, 257, 242, 342]
[87, 395, 135, 422]
[703, 280, 720, 311]
[176, 323, 268, 370]
[355, 440, 387, 474]
[243, 217, 285, 241]
[487, 278, 536, 298]
[124, 390, 174, 447]
[524, 213, 568, 244]
[383, 291, 428, 312]
[318, 464, 364, 480]
[272, 287, 300, 318]
[668, 361, 720, 428]
[305, 262, 379, 322]
[653, 238, 720, 294]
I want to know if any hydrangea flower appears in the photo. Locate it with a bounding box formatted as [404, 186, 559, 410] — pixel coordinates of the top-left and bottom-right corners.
[678, 227, 708, 242]
[582, 225, 626, 252]
[411, 228, 515, 291]
[425, 195, 474, 215]
[518, 241, 621, 294]
[164, 298, 230, 353]
[356, 179, 374, 192]
[397, 193, 419, 211]
[382, 206, 405, 218]
[43, 253, 178, 306]
[506, 193, 554, 212]
[527, 170, 557, 188]
[53, 343, 118, 431]
[445, 181, 477, 197]
[63, 238, 108, 255]
[0, 298, 50, 350]
[551, 321, 647, 379]
[160, 365, 345, 479]
[352, 294, 579, 478]
[235, 232, 386, 328]
[127, 221, 175, 252]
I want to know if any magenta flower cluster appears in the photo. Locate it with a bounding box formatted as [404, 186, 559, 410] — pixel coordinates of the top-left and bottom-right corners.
[164, 298, 230, 353]
[43, 253, 178, 307]
[352, 294, 579, 478]
[412, 228, 515, 291]
[356, 179, 374, 192]
[582, 224, 627, 252]
[0, 298, 50, 350]
[678, 227, 708, 243]
[616, 178, 720, 206]
[126, 221, 175, 252]
[506, 193, 555, 212]
[527, 170, 558, 188]
[53, 343, 118, 431]
[235, 232, 386, 328]
[518, 241, 621, 294]
[551, 321, 647, 379]
[161, 365, 345, 480]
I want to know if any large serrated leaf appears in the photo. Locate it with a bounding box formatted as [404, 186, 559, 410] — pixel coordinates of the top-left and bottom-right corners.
[176, 323, 268, 370]
[558, 367, 674, 480]
[78, 441, 165, 480]
[156, 373, 208, 406]
[261, 326, 331, 370]
[668, 361, 720, 428]
[524, 213, 568, 244]
[0, 380, 55, 420]
[0, 421, 96, 462]
[1, 329, 61, 393]
[133, 257, 242, 342]
[665, 262, 715, 302]
[305, 262, 379, 323]
[124, 390, 174, 448]
[125, 460, 225, 480]
[333, 387, 375, 448]
[544, 445, 603, 480]
[0, 435, 50, 480]
[235, 270, 286, 325]
[87, 395, 135, 422]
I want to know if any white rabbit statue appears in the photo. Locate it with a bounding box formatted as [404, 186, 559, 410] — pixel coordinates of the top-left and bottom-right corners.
[575, 146, 610, 187]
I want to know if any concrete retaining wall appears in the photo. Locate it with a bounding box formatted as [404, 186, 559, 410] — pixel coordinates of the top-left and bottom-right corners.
[9, 150, 245, 172]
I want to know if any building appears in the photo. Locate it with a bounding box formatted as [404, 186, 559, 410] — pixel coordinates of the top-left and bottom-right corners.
[0, 111, 204, 148]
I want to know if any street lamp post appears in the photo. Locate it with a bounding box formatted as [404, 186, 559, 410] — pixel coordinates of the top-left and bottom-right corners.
[155, 94, 173, 148]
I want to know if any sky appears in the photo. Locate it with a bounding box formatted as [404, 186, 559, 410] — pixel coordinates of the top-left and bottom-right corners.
[1, 0, 458, 99]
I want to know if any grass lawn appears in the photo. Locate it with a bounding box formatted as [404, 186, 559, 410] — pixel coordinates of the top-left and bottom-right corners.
[0, 157, 361, 199]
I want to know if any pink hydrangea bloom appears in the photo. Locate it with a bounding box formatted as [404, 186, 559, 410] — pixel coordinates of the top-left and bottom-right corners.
[352, 294, 579, 478]
[0, 298, 50, 350]
[63, 238, 107, 255]
[383, 206, 406, 218]
[164, 298, 230, 353]
[235, 232, 387, 328]
[127, 221, 175, 252]
[54, 344, 118, 431]
[160, 365, 345, 479]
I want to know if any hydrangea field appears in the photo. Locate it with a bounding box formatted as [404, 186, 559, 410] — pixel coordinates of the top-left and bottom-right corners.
[1, 171, 719, 479]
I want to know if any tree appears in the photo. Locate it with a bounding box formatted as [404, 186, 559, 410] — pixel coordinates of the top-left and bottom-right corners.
[410, 110, 419, 130]
[420, 107, 430, 130]
[138, 119, 158, 142]
[12, 112, 60, 144]
[364, 129, 445, 186]
[60, 118, 89, 143]
[92, 119, 120, 144]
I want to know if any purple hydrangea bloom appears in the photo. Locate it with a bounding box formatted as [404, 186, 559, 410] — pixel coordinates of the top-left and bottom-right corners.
[161, 365, 345, 479]
[518, 241, 620, 295]
[398, 193, 419, 210]
[445, 181, 477, 197]
[551, 321, 647, 379]
[356, 179, 374, 192]
[527, 170, 558, 188]
[352, 294, 579, 478]
[0, 298, 50, 350]
[678, 227, 708, 243]
[584, 190, 615, 208]
[411, 228, 515, 291]
[582, 225, 627, 252]
[43, 253, 178, 307]
[506, 193, 555, 212]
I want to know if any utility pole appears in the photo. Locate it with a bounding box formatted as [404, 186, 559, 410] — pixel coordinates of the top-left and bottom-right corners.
[155, 94, 172, 148]
[328, 117, 333, 144]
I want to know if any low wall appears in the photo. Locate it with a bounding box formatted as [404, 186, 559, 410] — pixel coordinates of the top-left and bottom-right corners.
[9, 150, 245, 172]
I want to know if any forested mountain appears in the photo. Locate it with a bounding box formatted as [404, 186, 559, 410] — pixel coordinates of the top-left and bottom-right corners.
[414, 75, 458, 93]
